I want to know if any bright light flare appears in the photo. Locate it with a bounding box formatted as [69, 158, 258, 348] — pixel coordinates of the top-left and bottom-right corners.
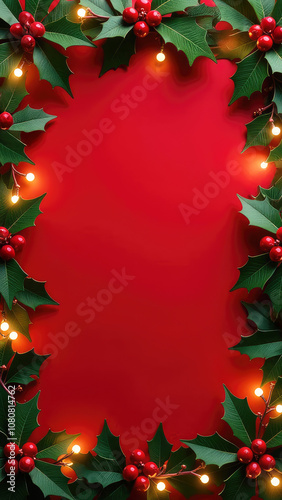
[261, 162, 268, 169]
[255, 388, 263, 397]
[0, 321, 9, 332]
[157, 482, 166, 491]
[77, 8, 86, 17]
[26, 173, 35, 182]
[271, 477, 280, 487]
[14, 68, 23, 78]
[9, 332, 18, 340]
[72, 445, 81, 454]
[200, 475, 209, 484]
[156, 52, 165, 62]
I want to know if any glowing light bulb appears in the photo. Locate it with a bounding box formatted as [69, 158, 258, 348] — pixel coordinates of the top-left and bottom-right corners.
[157, 482, 166, 491]
[26, 172, 35, 182]
[9, 331, 18, 340]
[261, 162, 268, 169]
[200, 475, 209, 484]
[255, 388, 263, 397]
[77, 8, 86, 17]
[276, 404, 282, 413]
[14, 68, 23, 78]
[72, 445, 81, 454]
[271, 477, 280, 487]
[272, 126, 281, 136]
[1, 321, 9, 332]
[156, 52, 165, 62]
[11, 195, 19, 204]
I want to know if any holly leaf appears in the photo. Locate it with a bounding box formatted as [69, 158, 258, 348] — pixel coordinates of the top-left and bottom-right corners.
[110, 0, 131, 14]
[267, 140, 282, 162]
[15, 277, 58, 310]
[210, 30, 256, 61]
[76, 0, 113, 18]
[16, 393, 40, 447]
[270, 377, 282, 406]
[0, 76, 28, 113]
[273, 1, 282, 25]
[4, 301, 31, 341]
[0, 0, 21, 26]
[36, 430, 79, 460]
[33, 40, 73, 96]
[155, 17, 215, 66]
[94, 420, 125, 471]
[263, 356, 282, 384]
[181, 433, 238, 467]
[263, 414, 282, 447]
[220, 466, 255, 500]
[30, 460, 74, 500]
[99, 481, 131, 500]
[265, 265, 282, 314]
[242, 113, 272, 152]
[0, 338, 13, 367]
[222, 386, 256, 445]
[215, 0, 256, 31]
[166, 447, 195, 474]
[0, 42, 22, 79]
[167, 473, 213, 498]
[0, 260, 26, 309]
[2, 192, 46, 234]
[6, 349, 49, 385]
[231, 254, 277, 292]
[151, 0, 196, 16]
[44, 0, 80, 23]
[95, 17, 132, 40]
[147, 481, 170, 500]
[273, 78, 282, 114]
[0, 474, 29, 500]
[25, 0, 51, 19]
[237, 195, 282, 233]
[0, 129, 31, 165]
[148, 423, 172, 468]
[247, 0, 275, 19]
[265, 44, 282, 75]
[43, 17, 94, 49]
[230, 51, 268, 105]
[10, 106, 56, 133]
[100, 31, 136, 76]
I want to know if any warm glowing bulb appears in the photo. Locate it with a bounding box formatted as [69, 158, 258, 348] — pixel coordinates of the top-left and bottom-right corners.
[272, 126, 281, 136]
[271, 477, 280, 487]
[200, 475, 209, 484]
[157, 482, 166, 491]
[261, 162, 268, 169]
[11, 195, 19, 204]
[255, 388, 263, 397]
[1, 321, 9, 332]
[156, 52, 165, 62]
[9, 331, 18, 340]
[26, 172, 35, 182]
[72, 445, 81, 454]
[77, 8, 86, 17]
[14, 68, 23, 78]
[276, 404, 282, 413]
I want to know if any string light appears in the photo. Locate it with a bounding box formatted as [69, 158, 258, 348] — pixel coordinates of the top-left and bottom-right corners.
[11, 195, 19, 204]
[72, 445, 81, 454]
[200, 475, 209, 484]
[260, 162, 268, 169]
[276, 404, 282, 413]
[77, 8, 86, 17]
[272, 125, 281, 136]
[157, 482, 166, 491]
[14, 68, 23, 78]
[255, 388, 263, 397]
[9, 332, 18, 340]
[271, 477, 280, 487]
[0, 321, 9, 332]
[156, 52, 165, 62]
[26, 172, 35, 182]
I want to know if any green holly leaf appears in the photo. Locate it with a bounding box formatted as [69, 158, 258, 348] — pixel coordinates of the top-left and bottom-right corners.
[10, 106, 56, 133]
[36, 430, 79, 460]
[81, 17, 102, 39]
[242, 113, 272, 152]
[265, 265, 282, 314]
[0, 338, 13, 367]
[151, 0, 196, 16]
[215, 0, 256, 31]
[110, 0, 131, 14]
[44, 0, 80, 23]
[259, 184, 282, 202]
[186, 4, 221, 30]
[166, 447, 195, 474]
[77, 0, 113, 18]
[99, 481, 131, 500]
[155, 17, 215, 66]
[148, 423, 172, 468]
[263, 414, 282, 447]
[0, 260, 26, 309]
[210, 30, 256, 61]
[25, 0, 51, 19]
[33, 40, 73, 96]
[220, 466, 255, 499]
[30, 460, 74, 500]
[43, 17, 93, 49]
[273, 78, 282, 114]
[0, 42, 22, 79]
[0, 76, 28, 113]
[6, 349, 49, 385]
[100, 31, 136, 76]
[1, 192, 46, 233]
[95, 17, 132, 40]
[15, 277, 58, 310]
[273, 1, 282, 25]
[247, 0, 275, 19]
[94, 420, 125, 471]
[16, 393, 40, 447]
[181, 433, 238, 467]
[238, 195, 282, 232]
[265, 44, 282, 75]
[4, 301, 31, 341]
[271, 377, 282, 406]
[222, 386, 256, 445]
[0, 474, 29, 500]
[73, 451, 124, 487]
[231, 254, 277, 292]
[230, 51, 268, 105]
[147, 481, 170, 500]
[167, 473, 213, 498]
[0, 0, 21, 26]
[257, 474, 282, 500]
[263, 356, 282, 384]
[267, 140, 282, 162]
[0, 130, 32, 165]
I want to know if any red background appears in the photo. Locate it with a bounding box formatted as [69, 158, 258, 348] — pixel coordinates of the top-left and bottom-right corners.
[11, 3, 276, 497]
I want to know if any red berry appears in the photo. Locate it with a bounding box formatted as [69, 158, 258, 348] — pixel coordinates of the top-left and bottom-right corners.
[251, 439, 267, 456]
[0, 112, 13, 130]
[22, 442, 38, 457]
[146, 10, 162, 27]
[135, 475, 150, 492]
[19, 456, 35, 473]
[134, 21, 149, 37]
[248, 24, 263, 41]
[276, 227, 282, 241]
[270, 246, 282, 262]
[272, 26, 282, 44]
[3, 443, 20, 458]
[123, 464, 139, 481]
[130, 449, 146, 465]
[237, 447, 253, 464]
[260, 16, 276, 33]
[135, 0, 151, 13]
[246, 461, 261, 479]
[21, 35, 36, 53]
[10, 23, 25, 38]
[259, 454, 276, 471]
[257, 35, 273, 51]
[260, 236, 275, 252]
[0, 227, 10, 240]
[5, 459, 19, 475]
[10, 235, 26, 252]
[123, 7, 139, 24]
[143, 461, 159, 477]
[0, 245, 15, 261]
[29, 22, 46, 37]
[18, 11, 35, 27]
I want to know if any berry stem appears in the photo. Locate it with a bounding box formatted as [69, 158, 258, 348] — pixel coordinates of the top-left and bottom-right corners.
[257, 382, 275, 438]
[0, 370, 14, 398]
[156, 463, 205, 479]
[53, 451, 74, 465]
[83, 8, 109, 20]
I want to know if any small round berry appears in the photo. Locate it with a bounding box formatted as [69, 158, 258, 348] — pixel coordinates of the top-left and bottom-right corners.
[260, 236, 276, 252]
[19, 456, 35, 473]
[135, 475, 150, 492]
[10, 235, 26, 252]
[276, 227, 282, 241]
[272, 26, 282, 44]
[22, 442, 38, 457]
[123, 464, 139, 481]
[5, 459, 19, 475]
[0, 227, 10, 240]
[143, 461, 159, 477]
[10, 23, 25, 39]
[123, 7, 139, 24]
[18, 11, 35, 27]
[257, 35, 273, 51]
[146, 10, 162, 27]
[251, 439, 267, 456]
[3, 443, 20, 458]
[21, 35, 36, 53]
[237, 447, 253, 464]
[270, 246, 282, 262]
[0, 112, 13, 130]
[130, 449, 146, 465]
[0, 245, 15, 261]
[248, 24, 263, 41]
[246, 461, 261, 479]
[260, 16, 276, 33]
[259, 454, 276, 471]
[29, 22, 46, 37]
[133, 21, 149, 37]
[135, 0, 151, 13]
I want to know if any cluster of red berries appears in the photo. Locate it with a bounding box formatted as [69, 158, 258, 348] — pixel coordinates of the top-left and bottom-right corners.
[237, 439, 275, 479]
[4, 442, 38, 475]
[260, 227, 282, 262]
[123, 0, 162, 38]
[10, 11, 45, 54]
[249, 16, 282, 51]
[122, 449, 159, 492]
[0, 227, 26, 261]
